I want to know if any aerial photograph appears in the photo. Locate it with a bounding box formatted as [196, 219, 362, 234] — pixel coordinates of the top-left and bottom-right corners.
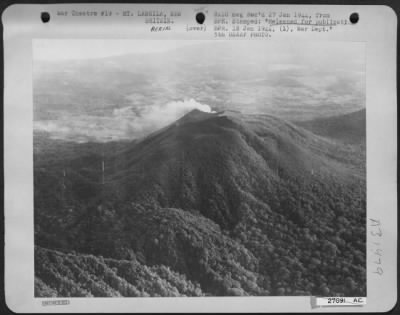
[33, 40, 366, 297]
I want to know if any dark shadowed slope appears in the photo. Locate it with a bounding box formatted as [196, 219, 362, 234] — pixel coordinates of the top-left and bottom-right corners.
[34, 110, 366, 297]
[37, 109, 362, 228]
[295, 109, 366, 144]
[35, 246, 205, 297]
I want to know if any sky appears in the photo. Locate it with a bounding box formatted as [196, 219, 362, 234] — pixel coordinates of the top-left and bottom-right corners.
[33, 39, 200, 61]
[33, 39, 364, 68]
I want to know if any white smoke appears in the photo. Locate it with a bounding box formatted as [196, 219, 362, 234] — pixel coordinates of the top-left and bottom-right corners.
[136, 99, 214, 125]
[35, 99, 215, 142]
[121, 98, 215, 138]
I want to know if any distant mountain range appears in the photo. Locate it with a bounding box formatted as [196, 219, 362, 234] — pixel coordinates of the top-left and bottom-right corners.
[34, 109, 366, 297]
[296, 109, 366, 144]
[33, 43, 365, 142]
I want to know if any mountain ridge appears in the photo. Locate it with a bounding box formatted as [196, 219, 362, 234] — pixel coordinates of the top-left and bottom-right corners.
[295, 108, 366, 144]
[34, 110, 366, 297]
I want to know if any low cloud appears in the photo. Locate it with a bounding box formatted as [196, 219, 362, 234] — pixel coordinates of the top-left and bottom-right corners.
[35, 99, 215, 142]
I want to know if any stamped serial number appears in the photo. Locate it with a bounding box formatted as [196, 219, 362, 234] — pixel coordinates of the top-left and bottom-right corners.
[327, 297, 346, 304]
[315, 297, 366, 306]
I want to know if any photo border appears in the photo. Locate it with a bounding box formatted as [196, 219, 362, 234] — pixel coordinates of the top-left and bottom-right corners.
[1, 1, 398, 314]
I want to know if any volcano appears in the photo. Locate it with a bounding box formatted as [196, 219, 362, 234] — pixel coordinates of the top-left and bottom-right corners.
[34, 109, 366, 297]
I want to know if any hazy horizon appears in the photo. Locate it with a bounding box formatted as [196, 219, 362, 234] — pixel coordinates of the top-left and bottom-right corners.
[33, 40, 365, 142]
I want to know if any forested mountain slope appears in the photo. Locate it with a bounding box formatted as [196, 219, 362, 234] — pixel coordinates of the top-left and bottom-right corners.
[295, 109, 366, 144]
[34, 110, 366, 297]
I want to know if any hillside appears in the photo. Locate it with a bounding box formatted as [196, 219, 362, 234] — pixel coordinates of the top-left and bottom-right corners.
[34, 110, 366, 297]
[295, 109, 366, 144]
[35, 246, 204, 297]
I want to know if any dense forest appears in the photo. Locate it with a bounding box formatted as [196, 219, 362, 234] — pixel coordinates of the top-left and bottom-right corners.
[296, 109, 366, 144]
[34, 109, 366, 297]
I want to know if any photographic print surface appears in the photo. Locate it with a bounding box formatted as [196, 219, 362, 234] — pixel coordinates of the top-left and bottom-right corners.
[33, 40, 366, 297]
